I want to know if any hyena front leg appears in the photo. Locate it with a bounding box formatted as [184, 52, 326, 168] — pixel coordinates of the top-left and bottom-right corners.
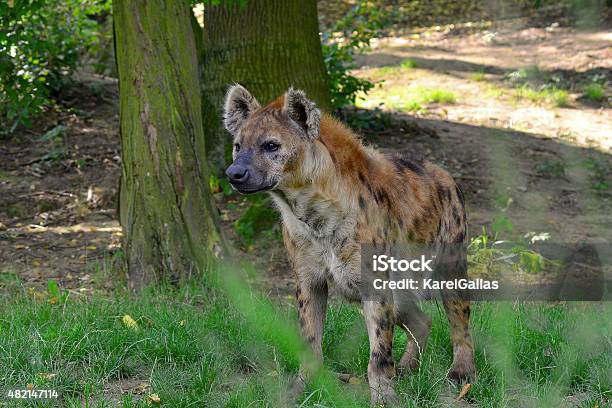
[363, 300, 399, 406]
[443, 297, 475, 382]
[293, 279, 328, 391]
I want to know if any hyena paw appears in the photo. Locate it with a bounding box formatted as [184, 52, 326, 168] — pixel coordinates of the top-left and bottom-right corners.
[448, 360, 476, 383]
[448, 346, 475, 383]
[289, 374, 305, 400]
[397, 351, 420, 376]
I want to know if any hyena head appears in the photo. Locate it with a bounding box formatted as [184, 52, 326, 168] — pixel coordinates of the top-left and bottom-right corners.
[223, 84, 321, 194]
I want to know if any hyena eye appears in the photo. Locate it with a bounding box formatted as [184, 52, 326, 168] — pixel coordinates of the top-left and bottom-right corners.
[234, 143, 240, 152]
[263, 141, 280, 152]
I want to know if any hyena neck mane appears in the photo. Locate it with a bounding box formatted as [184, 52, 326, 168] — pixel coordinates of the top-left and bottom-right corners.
[272, 112, 414, 242]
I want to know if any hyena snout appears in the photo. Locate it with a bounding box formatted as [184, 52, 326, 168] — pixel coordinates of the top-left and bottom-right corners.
[226, 163, 248, 184]
[225, 150, 272, 194]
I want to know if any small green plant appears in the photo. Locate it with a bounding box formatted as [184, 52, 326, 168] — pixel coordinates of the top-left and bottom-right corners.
[536, 160, 566, 178]
[416, 87, 457, 104]
[506, 66, 545, 85]
[400, 58, 418, 69]
[209, 174, 233, 196]
[583, 83, 605, 102]
[583, 158, 610, 194]
[47, 279, 69, 305]
[514, 85, 569, 107]
[470, 71, 486, 82]
[469, 226, 555, 276]
[551, 88, 569, 107]
[38, 125, 66, 142]
[397, 99, 425, 113]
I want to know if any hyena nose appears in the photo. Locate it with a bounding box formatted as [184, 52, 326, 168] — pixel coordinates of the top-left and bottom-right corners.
[226, 164, 249, 184]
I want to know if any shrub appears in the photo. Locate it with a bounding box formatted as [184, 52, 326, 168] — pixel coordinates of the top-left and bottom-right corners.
[0, 0, 110, 136]
[321, 1, 390, 110]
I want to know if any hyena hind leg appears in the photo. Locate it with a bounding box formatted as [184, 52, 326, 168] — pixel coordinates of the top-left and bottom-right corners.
[443, 298, 475, 382]
[395, 302, 432, 375]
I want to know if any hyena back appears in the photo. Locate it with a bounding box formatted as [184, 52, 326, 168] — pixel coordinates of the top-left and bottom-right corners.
[223, 85, 475, 405]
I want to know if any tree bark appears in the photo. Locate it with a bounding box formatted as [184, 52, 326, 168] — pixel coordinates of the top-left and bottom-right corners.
[199, 0, 331, 174]
[114, 0, 227, 288]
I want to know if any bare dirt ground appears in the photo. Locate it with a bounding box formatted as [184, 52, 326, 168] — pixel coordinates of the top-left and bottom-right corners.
[358, 23, 611, 148]
[1, 22, 610, 297]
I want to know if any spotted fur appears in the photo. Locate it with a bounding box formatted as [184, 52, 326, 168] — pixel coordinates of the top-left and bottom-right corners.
[223, 86, 475, 405]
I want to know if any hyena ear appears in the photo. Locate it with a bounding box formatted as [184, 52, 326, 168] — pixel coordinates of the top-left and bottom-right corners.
[223, 84, 260, 135]
[283, 88, 321, 141]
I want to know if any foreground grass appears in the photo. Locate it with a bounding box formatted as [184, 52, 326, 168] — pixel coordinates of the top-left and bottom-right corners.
[0, 270, 610, 407]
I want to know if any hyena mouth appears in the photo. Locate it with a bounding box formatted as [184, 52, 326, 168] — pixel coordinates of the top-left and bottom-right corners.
[231, 181, 278, 194]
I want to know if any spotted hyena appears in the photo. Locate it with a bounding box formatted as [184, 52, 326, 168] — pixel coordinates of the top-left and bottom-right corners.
[223, 85, 475, 405]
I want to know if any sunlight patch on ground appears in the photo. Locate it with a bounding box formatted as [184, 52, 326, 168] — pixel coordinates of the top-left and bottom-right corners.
[8, 222, 121, 235]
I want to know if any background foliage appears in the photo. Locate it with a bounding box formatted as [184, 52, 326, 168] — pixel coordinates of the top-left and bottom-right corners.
[321, 1, 390, 110]
[0, 0, 110, 135]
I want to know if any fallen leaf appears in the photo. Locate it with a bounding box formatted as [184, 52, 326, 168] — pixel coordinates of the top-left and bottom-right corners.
[14, 244, 26, 250]
[147, 394, 161, 404]
[456, 383, 471, 401]
[49, 296, 58, 305]
[26, 383, 34, 391]
[132, 382, 149, 395]
[85, 245, 97, 251]
[179, 320, 185, 327]
[37, 372, 57, 380]
[348, 376, 362, 385]
[122, 314, 138, 330]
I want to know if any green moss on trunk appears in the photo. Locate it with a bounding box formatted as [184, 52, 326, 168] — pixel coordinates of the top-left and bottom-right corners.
[114, 0, 227, 288]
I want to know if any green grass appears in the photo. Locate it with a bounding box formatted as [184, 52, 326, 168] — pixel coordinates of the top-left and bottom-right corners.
[367, 60, 418, 81]
[400, 58, 418, 69]
[1, 264, 610, 407]
[469, 71, 487, 82]
[360, 86, 457, 113]
[583, 83, 606, 102]
[514, 85, 570, 107]
[416, 87, 456, 104]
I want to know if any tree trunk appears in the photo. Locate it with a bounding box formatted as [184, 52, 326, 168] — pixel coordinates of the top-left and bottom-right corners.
[199, 0, 331, 174]
[114, 0, 227, 289]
